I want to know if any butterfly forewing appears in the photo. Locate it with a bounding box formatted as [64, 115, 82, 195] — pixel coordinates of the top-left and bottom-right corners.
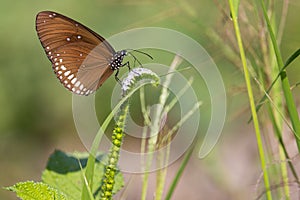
[36, 11, 116, 95]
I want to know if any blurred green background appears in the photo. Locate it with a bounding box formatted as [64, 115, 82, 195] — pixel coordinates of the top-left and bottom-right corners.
[1, 0, 300, 199]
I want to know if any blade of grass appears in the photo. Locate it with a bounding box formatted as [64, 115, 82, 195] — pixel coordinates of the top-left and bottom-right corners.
[165, 144, 194, 200]
[77, 157, 95, 200]
[254, 77, 299, 184]
[258, 0, 300, 150]
[228, 0, 272, 199]
[268, 8, 291, 197]
[249, 48, 300, 122]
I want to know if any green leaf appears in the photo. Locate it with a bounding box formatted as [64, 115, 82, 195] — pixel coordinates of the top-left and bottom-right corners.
[284, 48, 300, 68]
[6, 181, 67, 200]
[42, 150, 124, 200]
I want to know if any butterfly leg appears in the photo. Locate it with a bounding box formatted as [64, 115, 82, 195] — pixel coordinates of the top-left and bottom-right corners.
[122, 61, 131, 71]
[133, 57, 137, 68]
[123, 60, 140, 76]
[115, 69, 122, 85]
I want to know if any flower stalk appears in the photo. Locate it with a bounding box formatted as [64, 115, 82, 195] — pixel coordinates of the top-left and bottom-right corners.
[99, 68, 160, 200]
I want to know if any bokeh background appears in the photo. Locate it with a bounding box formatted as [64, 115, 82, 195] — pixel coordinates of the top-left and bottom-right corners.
[1, 0, 300, 199]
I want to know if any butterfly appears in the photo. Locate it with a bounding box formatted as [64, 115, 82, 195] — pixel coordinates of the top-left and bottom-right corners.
[36, 11, 150, 96]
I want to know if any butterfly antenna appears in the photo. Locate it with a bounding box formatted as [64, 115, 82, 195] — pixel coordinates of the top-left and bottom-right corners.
[126, 49, 153, 60]
[127, 51, 143, 67]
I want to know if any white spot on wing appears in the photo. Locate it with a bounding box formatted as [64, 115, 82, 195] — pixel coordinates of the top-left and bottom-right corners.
[71, 78, 77, 84]
[61, 65, 66, 70]
[75, 81, 81, 87]
[68, 74, 74, 80]
[64, 71, 71, 76]
[66, 37, 71, 41]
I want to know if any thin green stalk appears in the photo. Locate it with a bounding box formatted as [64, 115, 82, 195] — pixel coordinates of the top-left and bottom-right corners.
[140, 87, 150, 173]
[268, 13, 290, 197]
[160, 102, 202, 145]
[155, 101, 201, 199]
[228, 1, 272, 199]
[251, 48, 300, 120]
[265, 12, 289, 198]
[78, 158, 95, 200]
[259, 0, 300, 150]
[81, 83, 144, 200]
[99, 103, 129, 200]
[254, 77, 299, 184]
[279, 148, 290, 199]
[155, 137, 169, 200]
[162, 77, 194, 115]
[140, 86, 151, 126]
[101, 68, 159, 200]
[165, 144, 194, 200]
[81, 86, 140, 200]
[82, 68, 159, 200]
[141, 55, 182, 200]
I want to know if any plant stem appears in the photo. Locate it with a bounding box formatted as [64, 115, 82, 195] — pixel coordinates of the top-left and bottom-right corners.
[259, 0, 300, 150]
[141, 55, 182, 200]
[228, 1, 272, 199]
[165, 145, 194, 200]
[100, 103, 129, 200]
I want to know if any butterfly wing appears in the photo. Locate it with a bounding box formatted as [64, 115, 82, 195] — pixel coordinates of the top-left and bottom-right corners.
[36, 11, 115, 95]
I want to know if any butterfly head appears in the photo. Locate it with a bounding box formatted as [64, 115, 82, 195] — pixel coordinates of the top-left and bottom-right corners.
[110, 50, 127, 70]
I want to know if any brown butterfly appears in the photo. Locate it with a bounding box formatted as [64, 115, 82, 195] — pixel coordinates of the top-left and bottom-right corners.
[36, 11, 131, 96]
